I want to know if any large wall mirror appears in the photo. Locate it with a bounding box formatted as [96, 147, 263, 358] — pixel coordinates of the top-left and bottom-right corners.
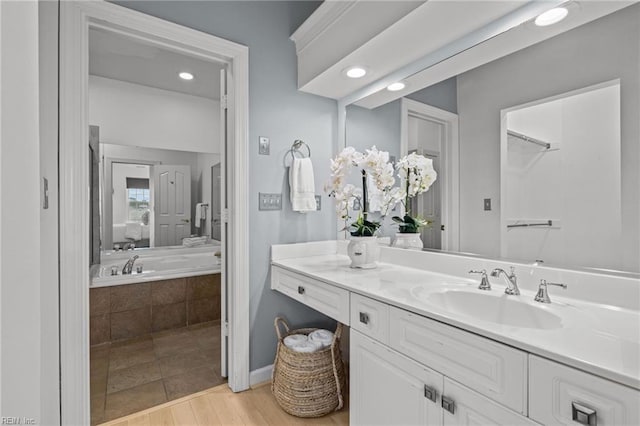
[343, 3, 639, 274]
[87, 27, 223, 261]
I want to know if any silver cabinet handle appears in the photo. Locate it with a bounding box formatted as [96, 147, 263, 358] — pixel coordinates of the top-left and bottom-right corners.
[572, 402, 597, 425]
[297, 286, 305, 295]
[442, 396, 455, 414]
[359, 312, 370, 325]
[423, 385, 437, 403]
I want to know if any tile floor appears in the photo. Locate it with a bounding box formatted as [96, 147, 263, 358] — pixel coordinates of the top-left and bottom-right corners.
[90, 321, 225, 425]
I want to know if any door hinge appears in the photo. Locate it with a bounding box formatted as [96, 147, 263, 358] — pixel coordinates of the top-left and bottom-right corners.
[222, 208, 230, 223]
[223, 320, 229, 336]
[221, 95, 228, 110]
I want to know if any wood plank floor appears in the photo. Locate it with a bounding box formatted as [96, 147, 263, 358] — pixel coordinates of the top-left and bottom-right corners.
[98, 382, 349, 426]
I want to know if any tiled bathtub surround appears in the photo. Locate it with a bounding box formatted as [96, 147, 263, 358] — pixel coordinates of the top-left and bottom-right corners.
[90, 274, 221, 345]
[90, 322, 225, 424]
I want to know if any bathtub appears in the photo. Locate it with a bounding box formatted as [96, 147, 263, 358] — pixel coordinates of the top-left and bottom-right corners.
[91, 244, 221, 287]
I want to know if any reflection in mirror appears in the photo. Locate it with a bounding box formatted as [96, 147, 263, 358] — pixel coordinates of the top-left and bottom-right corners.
[88, 27, 223, 254]
[345, 4, 639, 273]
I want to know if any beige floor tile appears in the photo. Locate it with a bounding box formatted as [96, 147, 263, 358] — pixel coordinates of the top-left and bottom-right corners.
[158, 350, 208, 378]
[153, 333, 199, 358]
[91, 392, 106, 426]
[104, 380, 167, 422]
[109, 346, 156, 372]
[91, 343, 111, 360]
[107, 360, 162, 394]
[163, 365, 226, 401]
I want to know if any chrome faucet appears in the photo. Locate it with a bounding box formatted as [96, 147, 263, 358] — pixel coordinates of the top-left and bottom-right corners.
[122, 255, 139, 275]
[491, 266, 520, 295]
[468, 269, 491, 290]
[534, 279, 567, 303]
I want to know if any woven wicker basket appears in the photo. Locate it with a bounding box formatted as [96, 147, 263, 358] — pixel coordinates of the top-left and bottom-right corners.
[271, 317, 346, 418]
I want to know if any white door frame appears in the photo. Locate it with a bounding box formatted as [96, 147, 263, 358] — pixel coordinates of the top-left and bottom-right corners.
[59, 2, 249, 424]
[400, 98, 460, 251]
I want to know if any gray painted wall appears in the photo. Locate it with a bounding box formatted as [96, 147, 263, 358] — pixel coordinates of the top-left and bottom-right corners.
[115, 1, 338, 370]
[406, 77, 458, 114]
[456, 6, 640, 271]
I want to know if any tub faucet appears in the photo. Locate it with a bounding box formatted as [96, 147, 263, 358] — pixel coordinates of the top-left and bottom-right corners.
[491, 266, 520, 295]
[122, 255, 139, 275]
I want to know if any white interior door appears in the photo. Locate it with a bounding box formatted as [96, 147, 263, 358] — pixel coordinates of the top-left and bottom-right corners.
[152, 164, 191, 246]
[409, 113, 444, 250]
[219, 67, 229, 378]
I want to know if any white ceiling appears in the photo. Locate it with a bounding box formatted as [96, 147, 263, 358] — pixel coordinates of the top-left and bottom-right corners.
[89, 28, 224, 100]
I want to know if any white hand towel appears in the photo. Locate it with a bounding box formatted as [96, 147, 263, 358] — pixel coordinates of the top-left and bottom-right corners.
[289, 341, 319, 353]
[308, 329, 334, 349]
[195, 203, 206, 228]
[289, 157, 317, 213]
[283, 334, 308, 348]
[124, 222, 142, 241]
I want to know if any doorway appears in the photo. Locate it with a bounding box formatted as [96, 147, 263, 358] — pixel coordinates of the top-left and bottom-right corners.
[59, 2, 249, 424]
[400, 98, 460, 252]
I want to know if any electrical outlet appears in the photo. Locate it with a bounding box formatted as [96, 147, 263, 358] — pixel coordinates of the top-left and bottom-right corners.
[259, 192, 282, 210]
[353, 198, 361, 211]
[484, 198, 492, 211]
[258, 136, 270, 155]
[315, 195, 321, 211]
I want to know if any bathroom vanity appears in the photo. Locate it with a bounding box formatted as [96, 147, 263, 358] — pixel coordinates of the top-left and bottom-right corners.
[271, 241, 640, 425]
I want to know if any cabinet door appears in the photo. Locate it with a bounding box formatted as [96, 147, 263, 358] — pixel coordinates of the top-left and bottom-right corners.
[442, 378, 539, 426]
[351, 330, 443, 426]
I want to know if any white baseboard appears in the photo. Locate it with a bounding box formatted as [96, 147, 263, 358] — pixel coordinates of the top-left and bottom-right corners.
[250, 364, 273, 386]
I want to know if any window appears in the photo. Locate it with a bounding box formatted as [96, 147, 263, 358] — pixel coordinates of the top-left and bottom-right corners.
[126, 177, 150, 222]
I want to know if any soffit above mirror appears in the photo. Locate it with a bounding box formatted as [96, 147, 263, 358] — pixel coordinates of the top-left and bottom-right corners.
[292, 0, 550, 99]
[291, 0, 633, 102]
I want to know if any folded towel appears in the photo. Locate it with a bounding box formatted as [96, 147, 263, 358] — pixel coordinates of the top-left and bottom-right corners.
[283, 334, 308, 348]
[289, 341, 320, 353]
[289, 157, 316, 213]
[195, 203, 207, 228]
[124, 222, 142, 241]
[182, 236, 208, 247]
[308, 329, 334, 349]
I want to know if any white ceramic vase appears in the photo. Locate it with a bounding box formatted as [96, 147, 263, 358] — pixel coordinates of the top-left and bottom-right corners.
[392, 232, 423, 250]
[347, 236, 380, 269]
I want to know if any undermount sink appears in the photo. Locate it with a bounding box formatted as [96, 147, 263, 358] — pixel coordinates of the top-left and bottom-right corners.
[416, 289, 563, 329]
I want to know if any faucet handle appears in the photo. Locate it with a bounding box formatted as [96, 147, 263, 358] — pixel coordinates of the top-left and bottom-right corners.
[509, 266, 516, 275]
[468, 270, 491, 291]
[535, 279, 567, 303]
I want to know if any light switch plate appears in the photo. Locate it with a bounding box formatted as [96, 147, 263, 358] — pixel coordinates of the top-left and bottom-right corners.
[259, 192, 282, 210]
[484, 198, 492, 211]
[315, 195, 321, 211]
[353, 198, 361, 211]
[258, 136, 270, 155]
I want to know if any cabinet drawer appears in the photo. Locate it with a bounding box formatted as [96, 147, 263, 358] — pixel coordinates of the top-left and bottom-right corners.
[443, 378, 539, 426]
[271, 266, 350, 324]
[529, 355, 640, 425]
[350, 293, 390, 345]
[389, 307, 528, 414]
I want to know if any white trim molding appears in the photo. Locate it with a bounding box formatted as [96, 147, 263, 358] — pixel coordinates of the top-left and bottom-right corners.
[249, 364, 274, 387]
[59, 2, 249, 424]
[289, 1, 356, 54]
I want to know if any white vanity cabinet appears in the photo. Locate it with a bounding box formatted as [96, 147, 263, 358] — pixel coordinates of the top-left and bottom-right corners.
[270, 249, 640, 426]
[351, 330, 538, 426]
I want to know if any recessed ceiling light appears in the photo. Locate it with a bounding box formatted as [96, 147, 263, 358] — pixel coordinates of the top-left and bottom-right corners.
[179, 72, 194, 80]
[387, 82, 406, 92]
[535, 7, 568, 27]
[345, 67, 367, 79]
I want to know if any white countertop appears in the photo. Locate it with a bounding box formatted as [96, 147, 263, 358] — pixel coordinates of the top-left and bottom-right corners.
[272, 253, 640, 391]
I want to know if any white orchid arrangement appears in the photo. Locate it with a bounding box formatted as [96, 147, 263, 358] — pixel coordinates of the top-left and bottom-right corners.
[392, 153, 438, 233]
[326, 147, 437, 236]
[325, 146, 397, 236]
